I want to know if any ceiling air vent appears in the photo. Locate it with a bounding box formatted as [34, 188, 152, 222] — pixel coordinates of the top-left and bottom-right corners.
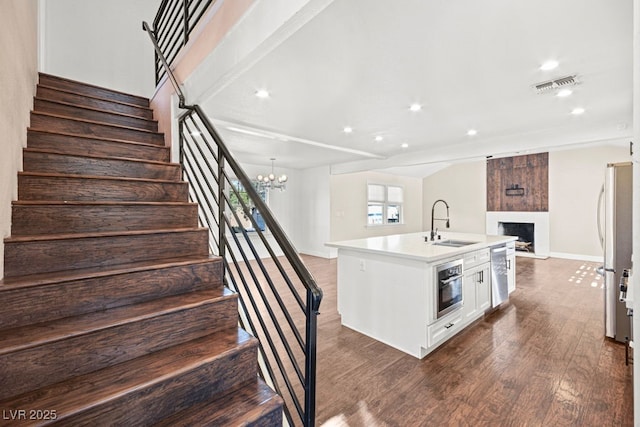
[533, 74, 579, 94]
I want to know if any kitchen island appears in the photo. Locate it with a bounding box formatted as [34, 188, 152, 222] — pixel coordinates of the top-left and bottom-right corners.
[326, 231, 517, 358]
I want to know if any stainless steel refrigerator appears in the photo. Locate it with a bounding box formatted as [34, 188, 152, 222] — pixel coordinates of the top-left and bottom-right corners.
[598, 162, 633, 343]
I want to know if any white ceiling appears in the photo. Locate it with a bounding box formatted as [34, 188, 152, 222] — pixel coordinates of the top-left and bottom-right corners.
[202, 0, 633, 176]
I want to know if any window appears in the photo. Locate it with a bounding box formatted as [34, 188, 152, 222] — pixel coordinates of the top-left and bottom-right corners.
[367, 183, 403, 225]
[229, 179, 268, 232]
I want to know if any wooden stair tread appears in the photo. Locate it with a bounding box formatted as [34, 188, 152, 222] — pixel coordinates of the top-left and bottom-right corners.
[12, 200, 195, 207]
[0, 255, 220, 288]
[37, 84, 154, 113]
[0, 288, 235, 355]
[0, 328, 256, 414]
[30, 111, 162, 136]
[33, 98, 158, 134]
[23, 147, 179, 168]
[39, 72, 149, 107]
[27, 128, 168, 150]
[17, 174, 189, 204]
[23, 148, 181, 180]
[18, 171, 185, 184]
[34, 96, 158, 125]
[4, 229, 208, 277]
[156, 379, 283, 427]
[0, 256, 224, 332]
[4, 226, 205, 243]
[10, 201, 198, 236]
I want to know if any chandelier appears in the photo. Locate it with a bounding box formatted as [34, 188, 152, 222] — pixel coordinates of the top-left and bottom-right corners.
[256, 158, 288, 191]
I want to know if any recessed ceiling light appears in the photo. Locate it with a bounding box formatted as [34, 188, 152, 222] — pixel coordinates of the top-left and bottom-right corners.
[556, 89, 572, 97]
[255, 89, 270, 98]
[571, 107, 585, 115]
[375, 136, 383, 142]
[343, 126, 353, 133]
[401, 143, 409, 148]
[467, 129, 477, 136]
[409, 103, 422, 112]
[540, 60, 559, 71]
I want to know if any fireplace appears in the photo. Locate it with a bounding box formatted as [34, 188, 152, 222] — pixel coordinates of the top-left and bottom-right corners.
[486, 212, 549, 258]
[498, 222, 534, 253]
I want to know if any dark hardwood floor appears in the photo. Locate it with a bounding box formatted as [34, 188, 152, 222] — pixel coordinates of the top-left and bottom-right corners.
[300, 255, 633, 426]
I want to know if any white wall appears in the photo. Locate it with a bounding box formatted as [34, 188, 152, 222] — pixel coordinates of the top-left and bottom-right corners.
[421, 144, 630, 260]
[422, 161, 487, 235]
[0, 0, 38, 279]
[549, 144, 630, 259]
[297, 165, 333, 258]
[330, 171, 423, 242]
[40, 0, 159, 98]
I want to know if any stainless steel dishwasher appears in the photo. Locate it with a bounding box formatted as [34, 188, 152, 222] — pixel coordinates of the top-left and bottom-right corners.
[490, 245, 509, 307]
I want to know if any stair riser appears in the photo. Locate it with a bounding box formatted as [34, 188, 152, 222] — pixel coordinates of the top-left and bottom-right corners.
[34, 98, 158, 132]
[37, 86, 153, 119]
[39, 74, 149, 107]
[31, 113, 164, 146]
[236, 406, 283, 427]
[4, 230, 209, 277]
[12, 204, 197, 236]
[156, 380, 284, 427]
[0, 260, 223, 329]
[18, 174, 188, 202]
[0, 297, 238, 401]
[61, 345, 258, 426]
[27, 130, 170, 162]
[23, 151, 181, 181]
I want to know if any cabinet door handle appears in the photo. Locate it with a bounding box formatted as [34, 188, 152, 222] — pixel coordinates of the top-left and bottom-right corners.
[444, 323, 454, 329]
[507, 259, 511, 270]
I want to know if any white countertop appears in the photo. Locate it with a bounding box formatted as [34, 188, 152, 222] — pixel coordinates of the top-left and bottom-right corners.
[326, 231, 517, 263]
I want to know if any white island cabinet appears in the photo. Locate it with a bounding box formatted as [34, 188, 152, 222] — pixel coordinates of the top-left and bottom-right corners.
[326, 232, 517, 359]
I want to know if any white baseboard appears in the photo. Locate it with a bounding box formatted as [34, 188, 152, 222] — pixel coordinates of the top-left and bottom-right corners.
[299, 248, 336, 259]
[548, 252, 603, 263]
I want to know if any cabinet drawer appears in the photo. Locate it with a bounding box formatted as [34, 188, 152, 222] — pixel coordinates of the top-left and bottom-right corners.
[463, 248, 490, 269]
[427, 312, 463, 348]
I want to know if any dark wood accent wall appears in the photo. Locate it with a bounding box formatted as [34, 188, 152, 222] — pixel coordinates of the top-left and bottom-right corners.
[486, 152, 549, 212]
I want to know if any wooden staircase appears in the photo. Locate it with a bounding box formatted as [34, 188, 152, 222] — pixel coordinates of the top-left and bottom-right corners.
[0, 73, 283, 426]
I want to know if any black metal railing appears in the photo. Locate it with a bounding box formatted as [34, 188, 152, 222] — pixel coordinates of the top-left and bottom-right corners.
[143, 14, 323, 427]
[151, 0, 215, 85]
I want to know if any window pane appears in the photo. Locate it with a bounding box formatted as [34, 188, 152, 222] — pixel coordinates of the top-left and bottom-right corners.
[367, 203, 384, 225]
[387, 204, 401, 223]
[367, 184, 385, 201]
[387, 186, 403, 203]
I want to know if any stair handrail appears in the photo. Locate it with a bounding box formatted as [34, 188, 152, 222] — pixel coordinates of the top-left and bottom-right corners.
[143, 19, 323, 427]
[142, 21, 189, 109]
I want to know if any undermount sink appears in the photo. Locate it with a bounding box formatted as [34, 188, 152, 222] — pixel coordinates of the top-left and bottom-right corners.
[432, 239, 478, 248]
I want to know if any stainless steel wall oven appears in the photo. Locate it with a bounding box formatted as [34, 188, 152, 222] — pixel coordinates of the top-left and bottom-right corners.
[435, 259, 463, 319]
